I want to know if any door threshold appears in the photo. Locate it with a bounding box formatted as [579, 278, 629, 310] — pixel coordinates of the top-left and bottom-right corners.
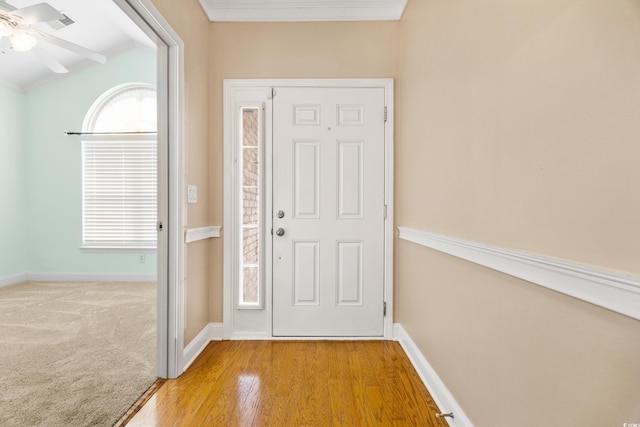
[229, 335, 388, 341]
[114, 378, 166, 427]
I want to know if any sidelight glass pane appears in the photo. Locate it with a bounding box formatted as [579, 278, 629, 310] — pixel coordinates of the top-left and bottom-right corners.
[239, 107, 261, 307]
[243, 187, 258, 225]
[242, 109, 259, 147]
[242, 267, 258, 305]
[243, 148, 258, 186]
[243, 227, 259, 264]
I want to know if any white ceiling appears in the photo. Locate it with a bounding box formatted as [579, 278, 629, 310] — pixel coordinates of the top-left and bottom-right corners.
[0, 0, 154, 93]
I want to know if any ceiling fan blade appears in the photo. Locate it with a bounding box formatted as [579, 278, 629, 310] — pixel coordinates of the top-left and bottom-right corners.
[0, 36, 11, 53]
[31, 44, 67, 73]
[36, 31, 106, 64]
[10, 3, 64, 25]
[0, 1, 16, 13]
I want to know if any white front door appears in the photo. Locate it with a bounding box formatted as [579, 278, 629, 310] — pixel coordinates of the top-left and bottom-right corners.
[272, 87, 386, 336]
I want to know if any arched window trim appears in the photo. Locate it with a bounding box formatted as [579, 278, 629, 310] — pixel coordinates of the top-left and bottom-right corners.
[84, 82, 156, 127]
[81, 83, 158, 250]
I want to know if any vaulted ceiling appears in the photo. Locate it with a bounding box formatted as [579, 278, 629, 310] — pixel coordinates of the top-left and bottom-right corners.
[0, 0, 153, 92]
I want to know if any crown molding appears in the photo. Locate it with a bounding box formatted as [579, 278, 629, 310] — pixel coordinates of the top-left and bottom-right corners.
[198, 0, 407, 22]
[0, 78, 23, 93]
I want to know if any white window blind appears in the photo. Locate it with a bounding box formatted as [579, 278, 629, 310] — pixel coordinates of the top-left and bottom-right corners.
[82, 85, 157, 249]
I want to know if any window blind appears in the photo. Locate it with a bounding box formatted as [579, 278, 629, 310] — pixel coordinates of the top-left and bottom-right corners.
[82, 137, 157, 248]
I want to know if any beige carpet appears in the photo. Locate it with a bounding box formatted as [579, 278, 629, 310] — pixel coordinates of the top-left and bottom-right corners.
[0, 281, 156, 427]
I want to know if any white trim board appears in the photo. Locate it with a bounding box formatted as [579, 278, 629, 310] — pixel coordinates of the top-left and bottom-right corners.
[182, 323, 223, 371]
[27, 273, 157, 282]
[398, 227, 640, 321]
[230, 334, 386, 341]
[198, 0, 407, 22]
[185, 226, 221, 243]
[0, 273, 156, 285]
[393, 324, 473, 427]
[113, 0, 185, 379]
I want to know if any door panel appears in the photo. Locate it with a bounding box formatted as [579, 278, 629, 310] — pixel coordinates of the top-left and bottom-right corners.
[293, 141, 320, 218]
[293, 241, 320, 305]
[337, 141, 364, 219]
[272, 87, 385, 336]
[337, 241, 363, 305]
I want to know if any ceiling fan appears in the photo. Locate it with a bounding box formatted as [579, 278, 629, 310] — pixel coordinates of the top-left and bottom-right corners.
[0, 1, 106, 73]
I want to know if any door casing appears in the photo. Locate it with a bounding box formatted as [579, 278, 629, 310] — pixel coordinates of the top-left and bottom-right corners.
[223, 79, 394, 340]
[113, 0, 185, 378]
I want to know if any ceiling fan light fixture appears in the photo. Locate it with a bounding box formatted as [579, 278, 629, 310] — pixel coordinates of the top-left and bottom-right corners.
[0, 19, 13, 37]
[10, 30, 37, 52]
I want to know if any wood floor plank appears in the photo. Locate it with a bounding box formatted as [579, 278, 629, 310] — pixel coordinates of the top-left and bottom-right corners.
[126, 341, 449, 427]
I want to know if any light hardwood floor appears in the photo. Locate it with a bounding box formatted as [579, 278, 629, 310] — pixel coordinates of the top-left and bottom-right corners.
[126, 341, 449, 427]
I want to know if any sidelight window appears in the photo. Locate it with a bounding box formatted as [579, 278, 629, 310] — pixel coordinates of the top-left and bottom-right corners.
[239, 107, 262, 307]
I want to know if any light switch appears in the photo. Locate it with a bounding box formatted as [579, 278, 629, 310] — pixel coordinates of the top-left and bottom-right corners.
[187, 185, 198, 204]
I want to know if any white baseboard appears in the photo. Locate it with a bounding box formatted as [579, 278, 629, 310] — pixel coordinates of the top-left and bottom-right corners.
[229, 332, 271, 340]
[183, 322, 224, 371]
[0, 273, 28, 288]
[26, 273, 156, 282]
[393, 323, 473, 427]
[209, 323, 224, 341]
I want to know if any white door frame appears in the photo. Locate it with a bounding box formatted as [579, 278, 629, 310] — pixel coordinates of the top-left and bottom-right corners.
[113, 0, 184, 378]
[223, 79, 394, 340]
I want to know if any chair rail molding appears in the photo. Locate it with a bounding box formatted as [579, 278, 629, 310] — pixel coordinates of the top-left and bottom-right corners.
[398, 227, 640, 321]
[185, 226, 221, 243]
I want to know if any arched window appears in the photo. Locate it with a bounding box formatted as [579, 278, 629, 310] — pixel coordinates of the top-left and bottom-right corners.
[82, 83, 157, 249]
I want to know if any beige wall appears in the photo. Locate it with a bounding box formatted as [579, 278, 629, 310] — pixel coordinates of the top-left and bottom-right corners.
[148, 3, 640, 423]
[150, 0, 211, 344]
[396, 0, 640, 425]
[207, 21, 398, 321]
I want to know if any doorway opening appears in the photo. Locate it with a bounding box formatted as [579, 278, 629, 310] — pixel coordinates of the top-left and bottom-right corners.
[0, 0, 183, 424]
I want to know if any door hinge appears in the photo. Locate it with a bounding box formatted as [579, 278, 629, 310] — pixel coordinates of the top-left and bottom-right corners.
[272, 88, 276, 97]
[383, 302, 387, 317]
[384, 107, 388, 123]
[157, 221, 164, 232]
[383, 204, 388, 219]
